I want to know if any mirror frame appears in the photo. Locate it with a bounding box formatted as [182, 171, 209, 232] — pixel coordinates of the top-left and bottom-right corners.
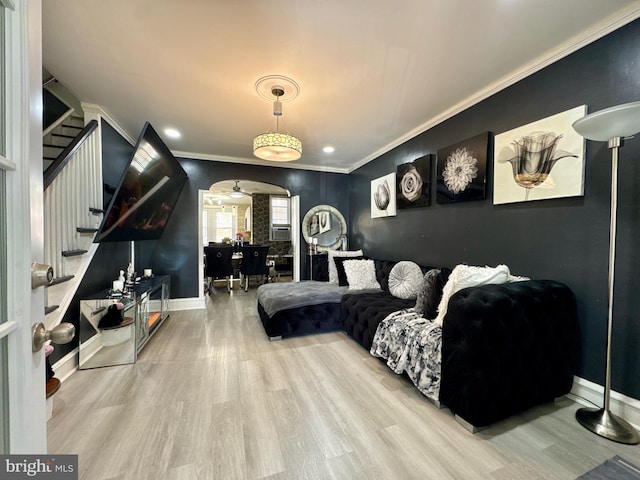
[301, 205, 347, 251]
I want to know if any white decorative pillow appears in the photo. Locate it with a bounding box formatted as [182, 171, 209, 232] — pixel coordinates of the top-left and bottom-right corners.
[343, 259, 381, 290]
[388, 261, 423, 299]
[327, 249, 363, 284]
[434, 264, 512, 326]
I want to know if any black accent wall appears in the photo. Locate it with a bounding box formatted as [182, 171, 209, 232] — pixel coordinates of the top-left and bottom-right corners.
[348, 19, 640, 400]
[134, 159, 349, 299]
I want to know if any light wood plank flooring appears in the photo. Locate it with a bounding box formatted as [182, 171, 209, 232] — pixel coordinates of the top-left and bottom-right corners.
[48, 286, 640, 479]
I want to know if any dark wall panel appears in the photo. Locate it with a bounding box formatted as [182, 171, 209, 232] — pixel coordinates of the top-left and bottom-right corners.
[134, 159, 349, 298]
[349, 19, 640, 400]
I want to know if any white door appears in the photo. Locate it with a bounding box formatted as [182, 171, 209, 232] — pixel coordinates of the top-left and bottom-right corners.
[0, 0, 47, 453]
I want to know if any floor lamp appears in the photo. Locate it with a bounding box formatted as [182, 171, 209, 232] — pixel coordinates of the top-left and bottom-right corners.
[572, 100, 640, 445]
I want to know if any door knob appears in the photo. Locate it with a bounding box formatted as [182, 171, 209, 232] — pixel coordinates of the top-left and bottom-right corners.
[32, 322, 75, 352]
[31, 262, 54, 289]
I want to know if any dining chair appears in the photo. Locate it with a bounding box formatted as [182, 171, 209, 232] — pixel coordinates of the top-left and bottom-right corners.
[204, 245, 235, 293]
[239, 245, 270, 291]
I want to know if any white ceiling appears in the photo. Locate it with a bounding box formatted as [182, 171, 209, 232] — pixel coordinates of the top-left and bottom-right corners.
[204, 180, 289, 205]
[42, 1, 640, 173]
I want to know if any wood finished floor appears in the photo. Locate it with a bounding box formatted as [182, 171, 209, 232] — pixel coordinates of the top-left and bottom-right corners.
[48, 286, 640, 480]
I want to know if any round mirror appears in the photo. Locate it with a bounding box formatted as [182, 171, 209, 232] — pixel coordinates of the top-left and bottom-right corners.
[302, 205, 347, 251]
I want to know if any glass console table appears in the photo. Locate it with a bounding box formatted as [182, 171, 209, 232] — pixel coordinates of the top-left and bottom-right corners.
[78, 275, 170, 369]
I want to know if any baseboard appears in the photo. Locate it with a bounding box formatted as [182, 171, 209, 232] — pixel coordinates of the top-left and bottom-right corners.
[170, 297, 205, 311]
[51, 347, 79, 383]
[569, 376, 640, 430]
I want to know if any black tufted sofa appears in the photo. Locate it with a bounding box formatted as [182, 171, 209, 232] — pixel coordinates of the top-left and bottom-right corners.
[258, 257, 580, 430]
[341, 259, 430, 350]
[439, 279, 580, 429]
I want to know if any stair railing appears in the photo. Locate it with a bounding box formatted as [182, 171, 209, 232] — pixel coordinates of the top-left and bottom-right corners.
[44, 119, 102, 278]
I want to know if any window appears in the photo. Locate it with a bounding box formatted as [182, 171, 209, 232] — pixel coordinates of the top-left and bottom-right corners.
[203, 205, 239, 244]
[270, 196, 290, 225]
[269, 196, 291, 241]
[215, 211, 234, 242]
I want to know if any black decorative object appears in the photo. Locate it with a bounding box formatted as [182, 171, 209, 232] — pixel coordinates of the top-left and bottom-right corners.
[98, 303, 125, 329]
[396, 154, 432, 209]
[436, 132, 490, 204]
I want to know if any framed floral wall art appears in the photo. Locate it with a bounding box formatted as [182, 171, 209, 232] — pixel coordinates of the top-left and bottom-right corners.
[371, 172, 397, 218]
[493, 105, 586, 205]
[397, 154, 432, 209]
[436, 132, 489, 204]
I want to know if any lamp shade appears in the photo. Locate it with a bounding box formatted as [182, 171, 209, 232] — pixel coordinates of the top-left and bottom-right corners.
[253, 132, 302, 161]
[572, 101, 640, 141]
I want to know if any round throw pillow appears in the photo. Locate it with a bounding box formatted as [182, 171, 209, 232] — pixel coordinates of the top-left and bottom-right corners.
[388, 261, 423, 300]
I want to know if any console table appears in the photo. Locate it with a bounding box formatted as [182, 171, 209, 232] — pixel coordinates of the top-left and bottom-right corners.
[78, 275, 170, 369]
[304, 253, 328, 281]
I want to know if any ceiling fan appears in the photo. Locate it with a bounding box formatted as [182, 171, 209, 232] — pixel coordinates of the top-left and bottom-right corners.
[229, 180, 247, 198]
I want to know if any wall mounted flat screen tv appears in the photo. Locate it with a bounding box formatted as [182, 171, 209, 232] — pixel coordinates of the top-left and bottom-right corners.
[94, 122, 188, 243]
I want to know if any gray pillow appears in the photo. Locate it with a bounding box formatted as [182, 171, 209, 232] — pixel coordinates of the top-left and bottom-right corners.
[415, 269, 440, 317]
[388, 261, 423, 300]
[425, 267, 451, 320]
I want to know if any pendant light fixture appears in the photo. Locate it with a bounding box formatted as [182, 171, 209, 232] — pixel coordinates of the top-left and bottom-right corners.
[253, 85, 302, 162]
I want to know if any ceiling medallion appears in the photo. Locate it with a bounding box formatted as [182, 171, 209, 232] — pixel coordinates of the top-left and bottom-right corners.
[254, 75, 300, 102]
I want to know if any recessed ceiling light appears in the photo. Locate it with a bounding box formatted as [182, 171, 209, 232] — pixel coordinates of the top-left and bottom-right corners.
[164, 128, 181, 139]
[323, 145, 335, 153]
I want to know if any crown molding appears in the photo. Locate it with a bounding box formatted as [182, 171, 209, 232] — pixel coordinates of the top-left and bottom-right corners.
[81, 102, 136, 145]
[173, 150, 350, 174]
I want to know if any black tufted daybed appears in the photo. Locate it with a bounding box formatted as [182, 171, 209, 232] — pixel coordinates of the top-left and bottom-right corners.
[256, 256, 580, 431]
[257, 258, 426, 340]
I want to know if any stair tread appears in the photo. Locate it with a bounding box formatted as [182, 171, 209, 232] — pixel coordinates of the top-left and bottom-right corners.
[76, 227, 98, 233]
[51, 133, 75, 139]
[48, 275, 74, 286]
[44, 305, 59, 315]
[46, 378, 61, 398]
[89, 207, 105, 214]
[61, 249, 88, 257]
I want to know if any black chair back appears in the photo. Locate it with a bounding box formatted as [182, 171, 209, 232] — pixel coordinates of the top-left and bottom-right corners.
[204, 245, 235, 279]
[240, 245, 270, 276]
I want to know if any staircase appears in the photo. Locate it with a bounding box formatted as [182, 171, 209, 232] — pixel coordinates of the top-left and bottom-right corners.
[42, 87, 104, 331]
[43, 112, 85, 172]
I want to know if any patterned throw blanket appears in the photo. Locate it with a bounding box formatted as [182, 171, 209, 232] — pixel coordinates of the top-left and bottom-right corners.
[370, 308, 442, 403]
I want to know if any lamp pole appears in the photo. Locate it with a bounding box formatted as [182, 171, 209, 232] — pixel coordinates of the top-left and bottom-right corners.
[574, 135, 640, 445]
